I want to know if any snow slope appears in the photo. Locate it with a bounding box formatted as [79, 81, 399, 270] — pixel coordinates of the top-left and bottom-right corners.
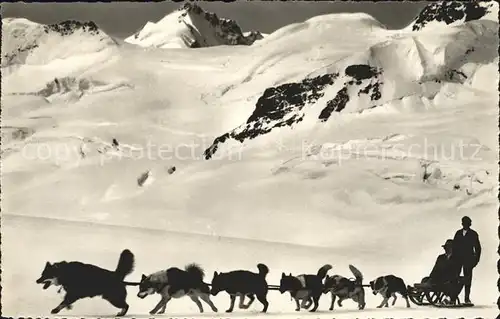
[408, 0, 498, 31]
[204, 15, 498, 159]
[1, 17, 123, 98]
[2, 18, 118, 70]
[125, 3, 263, 49]
[2, 1, 498, 317]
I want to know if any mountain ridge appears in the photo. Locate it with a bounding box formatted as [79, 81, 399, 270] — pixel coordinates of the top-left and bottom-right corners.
[202, 13, 498, 159]
[125, 2, 263, 49]
[408, 0, 497, 31]
[1, 17, 118, 68]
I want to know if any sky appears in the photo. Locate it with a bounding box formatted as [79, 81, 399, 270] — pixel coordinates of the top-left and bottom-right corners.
[1, 1, 430, 39]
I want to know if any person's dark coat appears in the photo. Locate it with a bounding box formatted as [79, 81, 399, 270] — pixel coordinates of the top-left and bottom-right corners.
[429, 253, 460, 284]
[452, 229, 481, 267]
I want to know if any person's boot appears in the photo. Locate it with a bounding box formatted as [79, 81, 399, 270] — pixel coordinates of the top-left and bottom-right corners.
[464, 292, 471, 305]
[464, 292, 472, 305]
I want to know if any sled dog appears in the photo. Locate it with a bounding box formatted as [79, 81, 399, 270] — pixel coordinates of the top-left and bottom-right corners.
[137, 263, 218, 315]
[279, 264, 332, 312]
[369, 275, 411, 308]
[210, 263, 269, 313]
[36, 249, 135, 316]
[323, 264, 366, 310]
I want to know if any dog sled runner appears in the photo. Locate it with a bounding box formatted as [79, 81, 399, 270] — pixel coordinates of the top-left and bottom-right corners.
[407, 276, 474, 308]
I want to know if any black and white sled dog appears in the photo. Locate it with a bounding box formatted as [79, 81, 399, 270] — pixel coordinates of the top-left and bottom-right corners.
[369, 275, 411, 308]
[279, 264, 332, 312]
[210, 263, 269, 313]
[36, 249, 135, 316]
[137, 263, 218, 315]
[323, 264, 366, 310]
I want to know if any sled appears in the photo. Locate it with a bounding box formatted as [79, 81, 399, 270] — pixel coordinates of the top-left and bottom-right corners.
[407, 276, 472, 308]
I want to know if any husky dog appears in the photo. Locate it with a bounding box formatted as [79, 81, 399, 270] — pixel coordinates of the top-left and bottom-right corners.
[36, 249, 135, 316]
[323, 265, 366, 310]
[210, 263, 269, 313]
[279, 264, 332, 312]
[137, 263, 218, 315]
[369, 275, 411, 308]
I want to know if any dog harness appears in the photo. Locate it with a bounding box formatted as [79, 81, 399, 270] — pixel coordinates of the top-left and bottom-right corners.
[289, 275, 309, 301]
[374, 277, 389, 296]
[297, 275, 306, 288]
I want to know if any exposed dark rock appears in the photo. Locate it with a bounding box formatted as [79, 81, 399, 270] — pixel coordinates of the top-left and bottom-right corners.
[319, 64, 382, 122]
[318, 87, 349, 121]
[204, 133, 231, 159]
[412, 1, 492, 31]
[179, 2, 263, 46]
[246, 74, 338, 124]
[204, 64, 384, 159]
[203, 73, 338, 159]
[2, 42, 39, 66]
[2, 19, 115, 68]
[44, 20, 100, 36]
[345, 64, 379, 80]
[237, 73, 338, 141]
[358, 81, 382, 101]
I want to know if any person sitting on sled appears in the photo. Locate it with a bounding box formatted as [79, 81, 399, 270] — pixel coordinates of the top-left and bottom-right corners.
[428, 239, 461, 284]
[419, 239, 464, 305]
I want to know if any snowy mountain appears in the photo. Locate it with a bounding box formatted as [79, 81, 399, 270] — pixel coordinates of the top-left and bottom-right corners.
[2, 18, 118, 69]
[408, 0, 498, 31]
[2, 1, 499, 317]
[125, 3, 263, 48]
[1, 18, 131, 102]
[204, 7, 498, 159]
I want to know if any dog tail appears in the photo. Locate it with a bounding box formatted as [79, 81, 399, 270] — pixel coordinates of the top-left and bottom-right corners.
[317, 264, 333, 279]
[348, 265, 363, 284]
[257, 263, 269, 277]
[185, 263, 205, 281]
[115, 249, 135, 280]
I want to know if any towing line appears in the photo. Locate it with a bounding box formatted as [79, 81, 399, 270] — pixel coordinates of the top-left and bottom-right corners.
[124, 282, 371, 289]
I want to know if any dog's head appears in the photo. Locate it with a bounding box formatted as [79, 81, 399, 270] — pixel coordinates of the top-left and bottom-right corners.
[137, 274, 156, 299]
[36, 262, 62, 290]
[369, 277, 385, 295]
[210, 271, 226, 296]
[279, 273, 297, 294]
